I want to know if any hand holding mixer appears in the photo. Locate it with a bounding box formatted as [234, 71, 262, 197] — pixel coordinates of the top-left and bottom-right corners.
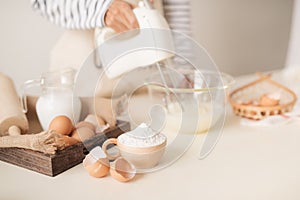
[95, 0, 175, 76]
[94, 0, 180, 110]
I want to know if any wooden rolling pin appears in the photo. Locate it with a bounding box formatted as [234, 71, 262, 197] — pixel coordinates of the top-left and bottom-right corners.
[0, 73, 29, 136]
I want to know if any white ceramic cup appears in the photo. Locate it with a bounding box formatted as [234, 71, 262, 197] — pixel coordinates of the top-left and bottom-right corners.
[102, 137, 167, 169]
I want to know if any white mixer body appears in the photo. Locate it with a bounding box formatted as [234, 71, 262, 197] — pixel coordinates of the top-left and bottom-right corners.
[95, 6, 175, 78]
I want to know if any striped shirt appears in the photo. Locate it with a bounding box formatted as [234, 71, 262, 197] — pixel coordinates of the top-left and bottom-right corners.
[31, 0, 113, 29]
[162, 0, 192, 65]
[31, 0, 192, 65]
[31, 0, 191, 34]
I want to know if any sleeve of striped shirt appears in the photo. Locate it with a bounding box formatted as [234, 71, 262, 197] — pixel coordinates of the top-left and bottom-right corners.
[30, 0, 113, 29]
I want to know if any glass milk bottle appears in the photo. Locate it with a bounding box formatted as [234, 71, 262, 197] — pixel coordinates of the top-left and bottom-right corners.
[22, 68, 81, 130]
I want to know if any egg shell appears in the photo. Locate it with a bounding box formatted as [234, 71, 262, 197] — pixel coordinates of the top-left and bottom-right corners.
[48, 115, 74, 135]
[75, 121, 96, 132]
[259, 94, 280, 107]
[83, 155, 110, 178]
[71, 127, 95, 142]
[110, 157, 136, 182]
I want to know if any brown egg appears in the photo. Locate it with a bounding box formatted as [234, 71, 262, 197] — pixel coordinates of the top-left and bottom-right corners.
[260, 94, 280, 107]
[48, 115, 74, 135]
[241, 100, 253, 106]
[71, 127, 95, 142]
[75, 121, 96, 132]
[84, 114, 106, 127]
[83, 154, 110, 178]
[110, 157, 136, 182]
[96, 115, 106, 126]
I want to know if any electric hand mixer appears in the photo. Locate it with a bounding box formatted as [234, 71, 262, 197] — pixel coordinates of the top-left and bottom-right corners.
[94, 0, 175, 81]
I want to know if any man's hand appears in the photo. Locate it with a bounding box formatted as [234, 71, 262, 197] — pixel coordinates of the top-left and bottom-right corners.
[104, 0, 139, 33]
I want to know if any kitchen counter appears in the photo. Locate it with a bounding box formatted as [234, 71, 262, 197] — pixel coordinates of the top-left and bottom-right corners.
[1, 73, 300, 200]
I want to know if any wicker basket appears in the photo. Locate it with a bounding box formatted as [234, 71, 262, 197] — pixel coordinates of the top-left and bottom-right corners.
[229, 73, 297, 120]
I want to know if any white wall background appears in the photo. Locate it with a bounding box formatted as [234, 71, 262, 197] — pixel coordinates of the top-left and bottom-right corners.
[0, 0, 62, 87]
[191, 0, 293, 75]
[0, 0, 294, 87]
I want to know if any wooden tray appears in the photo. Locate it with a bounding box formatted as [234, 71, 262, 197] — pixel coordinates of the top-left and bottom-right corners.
[0, 121, 130, 177]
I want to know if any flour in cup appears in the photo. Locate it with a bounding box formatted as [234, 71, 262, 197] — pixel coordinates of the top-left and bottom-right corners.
[118, 123, 166, 147]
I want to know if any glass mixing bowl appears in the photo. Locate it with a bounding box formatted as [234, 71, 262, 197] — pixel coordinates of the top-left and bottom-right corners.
[144, 69, 235, 134]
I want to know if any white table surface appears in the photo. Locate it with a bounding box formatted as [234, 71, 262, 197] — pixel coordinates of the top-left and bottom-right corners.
[1, 72, 300, 200]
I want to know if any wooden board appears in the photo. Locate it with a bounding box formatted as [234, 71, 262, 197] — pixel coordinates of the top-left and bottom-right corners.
[0, 121, 130, 177]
